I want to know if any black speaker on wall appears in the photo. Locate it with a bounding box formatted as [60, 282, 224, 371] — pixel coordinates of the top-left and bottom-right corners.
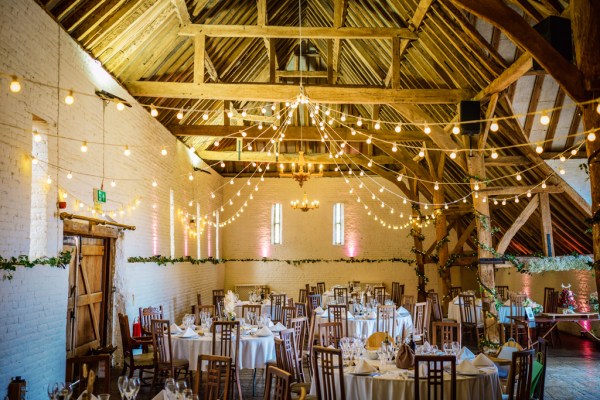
[459, 100, 481, 136]
[532, 16, 573, 70]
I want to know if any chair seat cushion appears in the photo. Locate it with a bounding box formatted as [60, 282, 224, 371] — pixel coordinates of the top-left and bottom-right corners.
[291, 382, 312, 393]
[132, 352, 154, 367]
[172, 359, 189, 369]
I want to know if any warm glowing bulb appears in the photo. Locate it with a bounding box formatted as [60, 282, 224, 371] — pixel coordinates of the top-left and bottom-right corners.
[124, 145, 131, 156]
[392, 143, 398, 152]
[559, 167, 565, 175]
[434, 182, 439, 191]
[261, 107, 266, 114]
[177, 110, 183, 119]
[46, 175, 52, 184]
[588, 132, 597, 142]
[189, 173, 194, 181]
[536, 144, 544, 154]
[33, 130, 41, 142]
[116, 101, 125, 111]
[9, 76, 21, 93]
[516, 173, 522, 181]
[64, 90, 74, 105]
[150, 106, 158, 117]
[110, 180, 116, 187]
[424, 125, 431, 134]
[571, 149, 578, 156]
[67, 171, 73, 179]
[474, 183, 480, 191]
[161, 148, 167, 156]
[491, 151, 498, 159]
[227, 110, 234, 118]
[202, 112, 209, 120]
[357, 118, 362, 126]
[368, 159, 373, 167]
[152, 180, 157, 187]
[241, 110, 247, 117]
[395, 124, 401, 133]
[450, 150, 457, 159]
[32, 156, 38, 165]
[526, 190, 531, 198]
[341, 114, 346, 121]
[366, 136, 372, 144]
[560, 155, 566, 162]
[419, 149, 425, 158]
[80, 141, 88, 153]
[220, 161, 225, 168]
[542, 181, 547, 189]
[515, 196, 519, 203]
[452, 125, 460, 135]
[258, 123, 263, 129]
[540, 113, 550, 125]
[374, 120, 381, 130]
[490, 120, 499, 132]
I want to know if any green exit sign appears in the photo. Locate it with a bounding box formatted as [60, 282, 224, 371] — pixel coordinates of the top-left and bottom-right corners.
[94, 188, 106, 203]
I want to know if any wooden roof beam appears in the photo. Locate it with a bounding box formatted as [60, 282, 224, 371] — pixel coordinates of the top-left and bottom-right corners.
[170, 0, 191, 26]
[179, 25, 418, 40]
[125, 82, 471, 104]
[481, 185, 562, 196]
[496, 194, 540, 253]
[451, 0, 588, 102]
[331, 0, 348, 77]
[196, 150, 396, 166]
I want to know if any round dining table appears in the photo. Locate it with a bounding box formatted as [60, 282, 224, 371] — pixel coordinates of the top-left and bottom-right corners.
[310, 358, 502, 400]
[170, 331, 276, 371]
[315, 311, 413, 340]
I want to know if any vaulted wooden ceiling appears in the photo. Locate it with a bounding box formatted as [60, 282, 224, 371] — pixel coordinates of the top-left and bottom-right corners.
[39, 0, 592, 256]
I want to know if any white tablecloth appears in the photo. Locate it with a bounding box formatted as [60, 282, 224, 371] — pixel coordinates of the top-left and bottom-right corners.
[171, 333, 275, 371]
[447, 298, 483, 324]
[315, 313, 413, 340]
[233, 301, 273, 318]
[310, 359, 502, 400]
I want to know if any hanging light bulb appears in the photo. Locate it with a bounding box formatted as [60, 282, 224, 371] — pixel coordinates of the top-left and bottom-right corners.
[357, 117, 362, 126]
[124, 145, 131, 156]
[482, 196, 487, 203]
[341, 113, 346, 122]
[542, 180, 547, 189]
[423, 125, 431, 134]
[31, 156, 38, 165]
[390, 142, 398, 152]
[150, 105, 158, 117]
[261, 107, 266, 114]
[450, 149, 457, 159]
[241, 109, 247, 117]
[220, 161, 225, 168]
[559, 167, 565, 175]
[501, 199, 506, 206]
[227, 110, 234, 118]
[588, 131, 597, 142]
[214, 140, 220, 147]
[64, 90, 74, 105]
[188, 173, 194, 181]
[161, 148, 168, 156]
[540, 113, 550, 125]
[366, 136, 372, 144]
[418, 148, 425, 158]
[535, 144, 544, 154]
[177, 109, 184, 119]
[493, 199, 498, 205]
[9, 76, 21, 93]
[514, 196, 519, 203]
[80, 141, 88, 153]
[474, 182, 480, 191]
[258, 123, 263, 130]
[434, 182, 439, 191]
[491, 150, 498, 159]
[526, 190, 531, 198]
[452, 125, 460, 135]
[516, 173, 522, 181]
[374, 120, 381, 130]
[571, 148, 578, 156]
[152, 180, 157, 187]
[559, 154, 566, 162]
[116, 101, 125, 111]
[490, 119, 499, 132]
[397, 174, 403, 182]
[46, 175, 52, 184]
[247, 143, 252, 150]
[368, 159, 373, 167]
[110, 180, 116, 187]
[67, 171, 73, 179]
[395, 124, 402, 133]
[325, 108, 330, 116]
[189, 145, 195, 153]
[33, 130, 41, 142]
[350, 129, 356, 136]
[211, 192, 216, 199]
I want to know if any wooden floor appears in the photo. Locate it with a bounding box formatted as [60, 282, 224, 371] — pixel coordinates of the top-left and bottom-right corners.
[107, 334, 600, 400]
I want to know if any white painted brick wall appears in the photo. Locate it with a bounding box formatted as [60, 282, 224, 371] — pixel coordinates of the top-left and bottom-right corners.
[0, 1, 224, 397]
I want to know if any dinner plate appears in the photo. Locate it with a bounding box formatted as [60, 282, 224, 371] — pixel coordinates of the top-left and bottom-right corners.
[456, 371, 481, 376]
[349, 371, 378, 376]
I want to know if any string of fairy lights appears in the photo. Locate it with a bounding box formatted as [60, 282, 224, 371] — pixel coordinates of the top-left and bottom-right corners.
[4, 71, 600, 232]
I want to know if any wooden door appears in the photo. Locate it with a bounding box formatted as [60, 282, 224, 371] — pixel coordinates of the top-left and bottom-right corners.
[66, 236, 110, 357]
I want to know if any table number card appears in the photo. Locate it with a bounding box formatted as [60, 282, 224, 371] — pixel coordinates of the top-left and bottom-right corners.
[525, 306, 535, 321]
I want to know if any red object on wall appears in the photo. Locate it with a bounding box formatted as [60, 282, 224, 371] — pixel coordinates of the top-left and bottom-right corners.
[133, 319, 142, 337]
[58, 201, 67, 209]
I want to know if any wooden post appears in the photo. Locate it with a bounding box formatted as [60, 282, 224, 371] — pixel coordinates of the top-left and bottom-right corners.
[391, 36, 401, 89]
[433, 185, 451, 304]
[223, 100, 230, 126]
[327, 40, 334, 85]
[571, 0, 600, 296]
[410, 181, 427, 301]
[194, 34, 206, 84]
[269, 38, 277, 83]
[539, 192, 554, 256]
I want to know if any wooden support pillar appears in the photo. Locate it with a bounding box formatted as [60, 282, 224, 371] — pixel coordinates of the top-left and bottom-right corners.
[433, 186, 451, 303]
[194, 34, 206, 84]
[269, 38, 277, 83]
[539, 192, 554, 256]
[223, 100, 230, 126]
[391, 36, 401, 89]
[571, 0, 600, 296]
[327, 40, 334, 84]
[410, 181, 427, 301]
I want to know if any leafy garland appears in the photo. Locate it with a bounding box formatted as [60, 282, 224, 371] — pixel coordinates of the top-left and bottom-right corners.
[524, 254, 593, 274]
[1, 251, 72, 281]
[127, 255, 416, 267]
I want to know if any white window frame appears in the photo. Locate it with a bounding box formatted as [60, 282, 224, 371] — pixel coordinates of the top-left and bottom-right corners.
[333, 203, 344, 245]
[271, 203, 283, 245]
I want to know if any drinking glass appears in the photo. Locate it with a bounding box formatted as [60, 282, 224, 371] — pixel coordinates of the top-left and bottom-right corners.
[182, 389, 194, 399]
[98, 395, 110, 400]
[118, 377, 128, 400]
[47, 383, 59, 400]
[443, 343, 452, 355]
[164, 378, 176, 400]
[57, 383, 72, 400]
[452, 341, 460, 355]
[176, 380, 188, 396]
[127, 377, 140, 400]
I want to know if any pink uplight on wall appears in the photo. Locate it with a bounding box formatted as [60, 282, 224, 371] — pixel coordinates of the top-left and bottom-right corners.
[152, 220, 158, 255]
[346, 244, 356, 258]
[262, 244, 270, 258]
[184, 228, 189, 256]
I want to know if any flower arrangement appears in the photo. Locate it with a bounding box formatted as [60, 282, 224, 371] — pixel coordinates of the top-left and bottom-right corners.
[223, 290, 239, 320]
[558, 284, 577, 311]
[590, 292, 598, 313]
[523, 298, 543, 315]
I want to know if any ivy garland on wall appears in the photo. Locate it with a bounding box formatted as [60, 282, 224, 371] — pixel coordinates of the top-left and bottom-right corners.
[127, 255, 416, 267]
[1, 251, 72, 281]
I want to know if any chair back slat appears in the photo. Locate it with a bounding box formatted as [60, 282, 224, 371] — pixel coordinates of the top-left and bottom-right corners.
[333, 287, 349, 305]
[376, 305, 396, 337]
[543, 288, 557, 314]
[151, 319, 172, 369]
[270, 294, 287, 322]
[507, 349, 535, 400]
[197, 293, 202, 305]
[242, 304, 262, 319]
[139, 305, 163, 335]
[294, 302, 307, 318]
[307, 294, 322, 317]
[195, 305, 216, 323]
[327, 305, 349, 338]
[264, 365, 292, 400]
[298, 288, 307, 304]
[459, 294, 478, 326]
[414, 355, 456, 400]
[211, 321, 240, 363]
[282, 306, 296, 326]
[496, 286, 509, 302]
[413, 301, 431, 341]
[193, 354, 231, 400]
[432, 321, 461, 348]
[318, 322, 343, 348]
[449, 287, 462, 300]
[213, 295, 225, 318]
[373, 286, 387, 304]
[402, 295, 415, 318]
[316, 282, 326, 295]
[312, 346, 346, 400]
[289, 317, 308, 365]
[427, 292, 443, 322]
[279, 329, 304, 384]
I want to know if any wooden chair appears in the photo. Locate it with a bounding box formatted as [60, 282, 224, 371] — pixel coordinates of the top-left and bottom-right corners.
[211, 321, 243, 399]
[282, 306, 296, 326]
[212, 289, 225, 298]
[373, 286, 387, 304]
[304, 311, 317, 379]
[139, 305, 163, 335]
[333, 287, 349, 305]
[271, 294, 288, 323]
[264, 365, 292, 400]
[193, 354, 231, 400]
[427, 291, 443, 322]
[496, 286, 509, 302]
[413, 300, 431, 344]
[414, 355, 456, 400]
[543, 288, 556, 313]
[289, 317, 308, 367]
[312, 346, 346, 400]
[295, 302, 307, 318]
[533, 337, 549, 400]
[431, 321, 461, 348]
[307, 294, 322, 317]
[449, 287, 462, 300]
[197, 293, 202, 305]
[298, 288, 307, 304]
[316, 282, 326, 295]
[391, 282, 404, 305]
[242, 304, 263, 319]
[509, 294, 528, 345]
[365, 332, 388, 350]
[506, 349, 535, 400]
[150, 319, 190, 389]
[260, 286, 271, 298]
[194, 304, 216, 323]
[327, 304, 349, 338]
[118, 313, 154, 379]
[376, 305, 396, 337]
[66, 354, 111, 397]
[278, 329, 309, 389]
[214, 294, 226, 318]
[318, 322, 343, 348]
[459, 294, 483, 345]
[402, 295, 415, 317]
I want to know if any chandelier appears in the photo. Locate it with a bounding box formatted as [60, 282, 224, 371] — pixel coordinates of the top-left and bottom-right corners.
[291, 192, 319, 212]
[280, 151, 323, 187]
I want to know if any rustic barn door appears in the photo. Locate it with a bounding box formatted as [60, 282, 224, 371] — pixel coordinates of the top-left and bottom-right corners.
[66, 236, 111, 357]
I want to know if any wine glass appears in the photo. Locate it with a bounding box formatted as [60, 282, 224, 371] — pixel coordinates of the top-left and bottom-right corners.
[47, 383, 59, 400]
[176, 380, 188, 396]
[443, 343, 452, 355]
[57, 383, 72, 400]
[117, 377, 128, 400]
[182, 389, 194, 399]
[127, 377, 140, 400]
[164, 378, 176, 400]
[452, 341, 460, 356]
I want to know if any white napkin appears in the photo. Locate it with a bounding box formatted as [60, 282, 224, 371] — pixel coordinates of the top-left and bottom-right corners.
[263, 299, 271, 305]
[354, 359, 377, 374]
[452, 296, 460, 305]
[396, 306, 409, 315]
[456, 360, 480, 375]
[503, 299, 511, 306]
[268, 320, 275, 327]
[457, 347, 475, 361]
[256, 326, 273, 337]
[346, 311, 354, 319]
[181, 326, 198, 338]
[170, 323, 183, 334]
[366, 311, 377, 319]
[422, 341, 432, 353]
[473, 353, 495, 368]
[151, 390, 165, 400]
[270, 322, 287, 332]
[321, 310, 329, 318]
[76, 392, 98, 400]
[315, 306, 324, 314]
[497, 345, 518, 360]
